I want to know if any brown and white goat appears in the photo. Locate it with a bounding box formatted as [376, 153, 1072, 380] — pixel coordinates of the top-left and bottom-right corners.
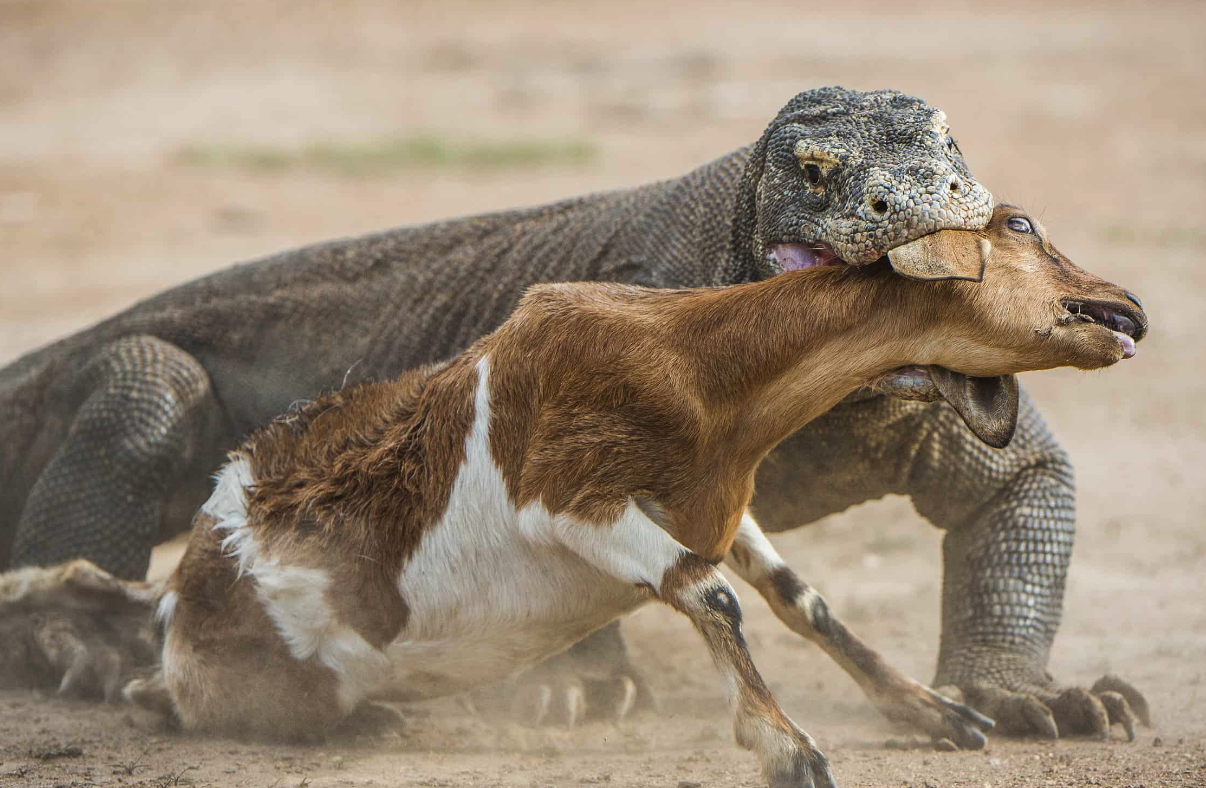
[132, 206, 1145, 788]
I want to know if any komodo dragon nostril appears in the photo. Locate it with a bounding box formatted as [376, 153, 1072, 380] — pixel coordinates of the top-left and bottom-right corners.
[1125, 291, 1143, 310]
[870, 198, 889, 215]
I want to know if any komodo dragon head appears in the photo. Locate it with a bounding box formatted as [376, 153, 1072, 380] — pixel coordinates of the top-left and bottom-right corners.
[733, 86, 993, 276]
[733, 86, 1007, 440]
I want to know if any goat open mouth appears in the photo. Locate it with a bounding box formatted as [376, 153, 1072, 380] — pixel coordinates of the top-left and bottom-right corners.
[1060, 298, 1147, 359]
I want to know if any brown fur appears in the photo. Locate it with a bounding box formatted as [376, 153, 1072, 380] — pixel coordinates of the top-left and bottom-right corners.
[481, 206, 1142, 560]
[160, 514, 345, 738]
[153, 205, 1144, 743]
[237, 359, 478, 645]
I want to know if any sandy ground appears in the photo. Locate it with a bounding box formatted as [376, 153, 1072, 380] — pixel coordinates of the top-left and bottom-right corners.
[2, 1, 1205, 786]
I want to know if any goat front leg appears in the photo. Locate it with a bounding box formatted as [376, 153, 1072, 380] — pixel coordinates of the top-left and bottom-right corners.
[726, 513, 994, 750]
[553, 504, 836, 788]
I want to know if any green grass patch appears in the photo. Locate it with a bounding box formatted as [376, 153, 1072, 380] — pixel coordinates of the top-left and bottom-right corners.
[177, 134, 598, 175]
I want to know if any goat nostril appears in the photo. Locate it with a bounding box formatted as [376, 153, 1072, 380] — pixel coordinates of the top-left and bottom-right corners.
[871, 199, 888, 215]
[1125, 290, 1143, 310]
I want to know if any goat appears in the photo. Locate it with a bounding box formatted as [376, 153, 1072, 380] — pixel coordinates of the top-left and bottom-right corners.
[123, 206, 1144, 788]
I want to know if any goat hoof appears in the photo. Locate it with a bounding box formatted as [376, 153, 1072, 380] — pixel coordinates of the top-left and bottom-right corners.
[764, 743, 837, 788]
[874, 680, 993, 750]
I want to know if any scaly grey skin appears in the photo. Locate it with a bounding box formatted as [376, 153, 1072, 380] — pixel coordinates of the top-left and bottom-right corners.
[0, 87, 1146, 744]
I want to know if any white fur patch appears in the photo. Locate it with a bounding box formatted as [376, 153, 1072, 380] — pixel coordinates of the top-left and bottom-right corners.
[205, 456, 257, 577]
[725, 511, 787, 585]
[188, 356, 714, 711]
[155, 590, 178, 625]
[375, 356, 690, 701]
[203, 456, 389, 710]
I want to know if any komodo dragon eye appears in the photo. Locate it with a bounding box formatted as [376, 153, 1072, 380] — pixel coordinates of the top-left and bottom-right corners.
[1007, 216, 1034, 234]
[945, 136, 963, 156]
[802, 162, 823, 187]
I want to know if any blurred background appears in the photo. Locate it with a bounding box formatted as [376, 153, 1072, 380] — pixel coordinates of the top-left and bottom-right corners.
[1, 0, 1203, 784]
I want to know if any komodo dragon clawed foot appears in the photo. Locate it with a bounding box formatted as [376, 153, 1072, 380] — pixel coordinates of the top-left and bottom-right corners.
[0, 560, 159, 703]
[467, 620, 655, 727]
[935, 675, 1150, 742]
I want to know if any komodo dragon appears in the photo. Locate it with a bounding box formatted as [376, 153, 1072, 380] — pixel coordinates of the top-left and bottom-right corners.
[0, 87, 1147, 744]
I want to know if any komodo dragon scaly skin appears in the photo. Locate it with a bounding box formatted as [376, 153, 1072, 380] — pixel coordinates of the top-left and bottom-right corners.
[0, 87, 1147, 743]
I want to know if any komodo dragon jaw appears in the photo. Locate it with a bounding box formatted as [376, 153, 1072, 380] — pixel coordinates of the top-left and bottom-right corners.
[735, 87, 994, 280]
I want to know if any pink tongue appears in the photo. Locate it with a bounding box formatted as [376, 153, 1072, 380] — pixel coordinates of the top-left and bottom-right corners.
[1115, 331, 1136, 359]
[768, 243, 839, 271]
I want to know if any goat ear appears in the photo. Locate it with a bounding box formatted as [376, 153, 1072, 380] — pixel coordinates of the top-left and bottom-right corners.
[887, 231, 990, 282]
[929, 369, 1019, 449]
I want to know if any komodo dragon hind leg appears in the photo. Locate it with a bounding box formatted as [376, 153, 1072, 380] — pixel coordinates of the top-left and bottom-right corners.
[467, 620, 656, 727]
[10, 335, 226, 580]
[0, 560, 160, 702]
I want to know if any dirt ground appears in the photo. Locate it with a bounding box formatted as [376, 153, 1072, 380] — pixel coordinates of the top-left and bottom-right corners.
[2, 1, 1205, 786]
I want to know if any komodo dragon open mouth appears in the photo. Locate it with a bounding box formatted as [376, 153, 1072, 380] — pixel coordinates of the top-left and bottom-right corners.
[764, 241, 844, 271]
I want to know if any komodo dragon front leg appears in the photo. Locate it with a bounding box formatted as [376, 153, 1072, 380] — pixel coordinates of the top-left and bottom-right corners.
[11, 335, 226, 581]
[750, 388, 1150, 741]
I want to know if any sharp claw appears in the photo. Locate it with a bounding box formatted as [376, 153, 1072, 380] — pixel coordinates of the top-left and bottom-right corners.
[613, 675, 637, 722]
[57, 664, 88, 698]
[1071, 688, 1111, 739]
[955, 676, 1152, 743]
[563, 682, 585, 730]
[1092, 674, 1152, 727]
[1044, 687, 1109, 739]
[1022, 695, 1060, 739]
[1097, 691, 1138, 742]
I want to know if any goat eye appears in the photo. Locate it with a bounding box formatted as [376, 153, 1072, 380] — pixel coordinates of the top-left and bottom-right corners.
[1007, 217, 1033, 234]
[802, 162, 822, 187]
